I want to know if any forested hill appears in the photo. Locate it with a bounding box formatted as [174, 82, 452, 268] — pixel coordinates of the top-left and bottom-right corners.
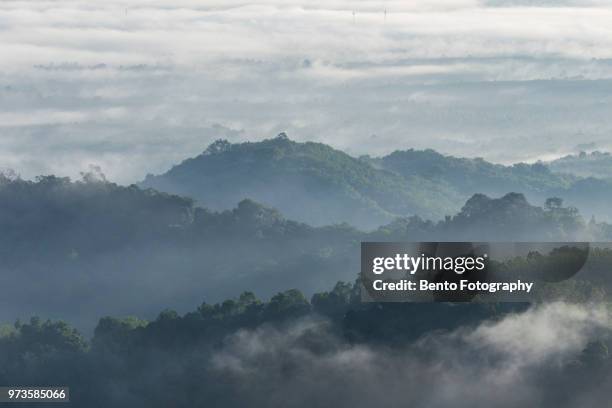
[0, 173, 606, 332]
[139, 135, 461, 229]
[1, 276, 610, 407]
[373, 148, 612, 223]
[140, 135, 612, 228]
[0, 173, 357, 331]
[547, 150, 612, 179]
[371, 148, 572, 200]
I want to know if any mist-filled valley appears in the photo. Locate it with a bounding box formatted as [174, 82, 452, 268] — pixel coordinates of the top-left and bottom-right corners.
[2, 138, 612, 406]
[2, 281, 612, 407]
[4, 0, 612, 405]
[2, 156, 611, 333]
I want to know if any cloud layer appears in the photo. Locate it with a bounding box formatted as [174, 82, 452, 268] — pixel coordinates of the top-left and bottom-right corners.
[1, 1, 612, 182]
[210, 302, 612, 407]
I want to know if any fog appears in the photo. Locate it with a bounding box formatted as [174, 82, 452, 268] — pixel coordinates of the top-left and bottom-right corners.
[187, 302, 612, 407]
[2, 1, 612, 183]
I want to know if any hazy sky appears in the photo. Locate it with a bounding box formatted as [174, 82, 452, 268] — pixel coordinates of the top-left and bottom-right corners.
[1, 0, 612, 183]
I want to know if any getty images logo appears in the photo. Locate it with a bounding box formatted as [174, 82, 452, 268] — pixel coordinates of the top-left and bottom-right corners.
[361, 242, 592, 303]
[371, 253, 488, 275]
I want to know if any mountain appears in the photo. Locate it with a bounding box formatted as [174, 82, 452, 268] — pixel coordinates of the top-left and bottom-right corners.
[141, 136, 612, 227]
[547, 150, 612, 179]
[2, 265, 609, 408]
[0, 282, 502, 408]
[0, 176, 609, 407]
[0, 173, 359, 332]
[371, 148, 573, 199]
[371, 148, 612, 223]
[0, 172, 601, 333]
[377, 192, 592, 241]
[140, 135, 461, 229]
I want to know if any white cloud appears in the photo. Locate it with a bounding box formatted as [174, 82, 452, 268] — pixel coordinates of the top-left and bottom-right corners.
[1, 1, 612, 182]
[210, 302, 612, 407]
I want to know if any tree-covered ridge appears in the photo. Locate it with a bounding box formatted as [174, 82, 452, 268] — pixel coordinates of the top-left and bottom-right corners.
[1, 174, 612, 406]
[0, 172, 608, 333]
[140, 136, 612, 228]
[0, 282, 488, 407]
[140, 134, 462, 229]
[1, 272, 610, 408]
[376, 192, 593, 241]
[548, 150, 612, 179]
[373, 148, 574, 196]
[0, 172, 361, 332]
[374, 147, 612, 224]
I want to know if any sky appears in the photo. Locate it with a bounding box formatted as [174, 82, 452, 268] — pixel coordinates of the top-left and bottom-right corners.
[1, 0, 612, 183]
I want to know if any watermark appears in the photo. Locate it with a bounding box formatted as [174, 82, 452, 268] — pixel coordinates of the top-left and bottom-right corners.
[360, 242, 606, 302]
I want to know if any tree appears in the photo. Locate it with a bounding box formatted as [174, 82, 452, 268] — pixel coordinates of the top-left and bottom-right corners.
[265, 289, 310, 320]
[545, 197, 563, 210]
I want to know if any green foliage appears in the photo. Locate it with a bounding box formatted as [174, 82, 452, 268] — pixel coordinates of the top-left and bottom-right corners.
[12, 317, 88, 354]
[266, 289, 311, 319]
[140, 136, 612, 229]
[0, 317, 87, 387]
[377, 148, 574, 194]
[311, 281, 358, 318]
[548, 150, 612, 179]
[1, 267, 611, 407]
[92, 316, 148, 354]
[141, 135, 462, 229]
[370, 192, 592, 241]
[0, 170, 606, 337]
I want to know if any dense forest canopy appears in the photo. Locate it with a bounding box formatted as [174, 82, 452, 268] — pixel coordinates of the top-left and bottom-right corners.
[0, 170, 609, 334]
[0, 148, 611, 407]
[548, 151, 612, 179]
[140, 136, 612, 229]
[140, 135, 460, 228]
[1, 147, 612, 407]
[1, 275, 610, 407]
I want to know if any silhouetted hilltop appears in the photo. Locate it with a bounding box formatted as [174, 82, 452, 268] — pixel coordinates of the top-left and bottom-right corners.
[0, 173, 603, 332]
[372, 148, 612, 220]
[548, 150, 612, 179]
[1, 274, 609, 408]
[140, 135, 460, 229]
[0, 173, 358, 331]
[373, 148, 572, 197]
[141, 137, 612, 227]
[376, 192, 589, 241]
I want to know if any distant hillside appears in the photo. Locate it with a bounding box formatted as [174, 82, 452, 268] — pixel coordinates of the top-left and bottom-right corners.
[140, 135, 461, 229]
[0, 174, 602, 332]
[369, 148, 612, 222]
[377, 192, 591, 241]
[371, 148, 573, 198]
[0, 173, 360, 332]
[141, 136, 612, 225]
[547, 151, 612, 179]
